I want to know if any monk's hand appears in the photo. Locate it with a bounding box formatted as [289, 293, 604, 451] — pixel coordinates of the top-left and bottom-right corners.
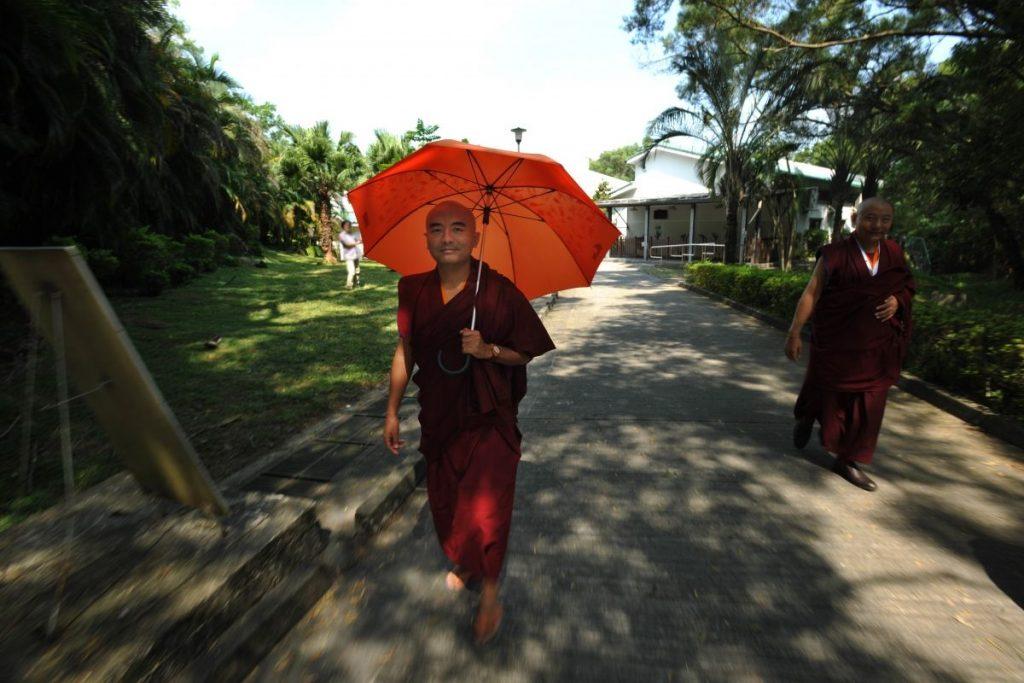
[383, 413, 404, 455]
[460, 329, 491, 359]
[785, 332, 802, 362]
[875, 295, 899, 322]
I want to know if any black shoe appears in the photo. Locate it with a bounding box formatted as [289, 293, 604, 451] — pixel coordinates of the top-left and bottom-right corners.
[793, 417, 814, 449]
[832, 459, 877, 492]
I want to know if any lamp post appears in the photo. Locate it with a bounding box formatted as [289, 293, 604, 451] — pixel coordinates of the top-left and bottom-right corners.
[511, 127, 526, 152]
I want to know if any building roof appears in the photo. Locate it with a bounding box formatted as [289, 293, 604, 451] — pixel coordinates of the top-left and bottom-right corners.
[627, 142, 866, 189]
[596, 192, 714, 209]
[777, 158, 865, 188]
[565, 165, 631, 198]
[626, 144, 702, 166]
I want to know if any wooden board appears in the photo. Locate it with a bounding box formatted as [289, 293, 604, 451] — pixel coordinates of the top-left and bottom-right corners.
[0, 247, 228, 515]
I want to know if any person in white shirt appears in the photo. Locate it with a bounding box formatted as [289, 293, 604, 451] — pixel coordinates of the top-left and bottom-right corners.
[339, 220, 363, 288]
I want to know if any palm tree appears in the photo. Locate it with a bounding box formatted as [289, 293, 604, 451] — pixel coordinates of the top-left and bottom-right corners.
[1, 2, 285, 251]
[365, 130, 413, 175]
[279, 122, 364, 263]
[646, 29, 810, 263]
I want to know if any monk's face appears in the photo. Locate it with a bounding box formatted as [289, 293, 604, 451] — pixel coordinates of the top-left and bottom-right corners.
[425, 203, 479, 266]
[852, 200, 894, 248]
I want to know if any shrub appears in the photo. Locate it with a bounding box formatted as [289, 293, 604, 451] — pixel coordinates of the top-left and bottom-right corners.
[117, 226, 181, 295]
[805, 228, 828, 254]
[685, 263, 1024, 419]
[226, 233, 248, 256]
[183, 233, 217, 272]
[202, 229, 232, 265]
[168, 262, 196, 286]
[139, 269, 169, 297]
[911, 304, 1024, 417]
[85, 249, 120, 285]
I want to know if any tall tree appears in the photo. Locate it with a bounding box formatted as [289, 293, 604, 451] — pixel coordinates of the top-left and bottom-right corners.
[279, 122, 364, 263]
[366, 129, 413, 175]
[673, 0, 1024, 284]
[403, 119, 441, 148]
[589, 143, 642, 181]
[637, 25, 811, 262]
[0, 1, 286, 250]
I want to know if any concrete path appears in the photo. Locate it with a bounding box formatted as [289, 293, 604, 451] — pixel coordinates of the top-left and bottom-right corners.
[250, 260, 1024, 682]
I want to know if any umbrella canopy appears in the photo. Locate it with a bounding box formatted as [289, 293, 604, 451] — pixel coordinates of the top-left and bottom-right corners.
[348, 139, 620, 300]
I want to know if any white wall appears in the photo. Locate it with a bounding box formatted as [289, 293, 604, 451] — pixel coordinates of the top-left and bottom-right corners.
[623, 201, 727, 242]
[633, 149, 708, 198]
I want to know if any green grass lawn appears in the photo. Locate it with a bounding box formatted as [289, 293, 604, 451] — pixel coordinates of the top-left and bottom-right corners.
[0, 251, 401, 533]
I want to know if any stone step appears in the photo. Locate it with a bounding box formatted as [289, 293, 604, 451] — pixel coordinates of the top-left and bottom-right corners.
[0, 389, 425, 682]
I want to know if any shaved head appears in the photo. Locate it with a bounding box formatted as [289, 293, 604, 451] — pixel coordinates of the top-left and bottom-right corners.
[855, 196, 893, 214]
[851, 195, 894, 249]
[426, 201, 476, 231]
[424, 200, 479, 267]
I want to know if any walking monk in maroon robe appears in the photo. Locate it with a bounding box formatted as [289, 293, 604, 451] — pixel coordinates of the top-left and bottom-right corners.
[785, 197, 915, 491]
[383, 201, 555, 644]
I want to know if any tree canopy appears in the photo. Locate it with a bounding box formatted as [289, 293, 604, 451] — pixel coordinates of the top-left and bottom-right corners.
[589, 143, 643, 181]
[626, 0, 1024, 284]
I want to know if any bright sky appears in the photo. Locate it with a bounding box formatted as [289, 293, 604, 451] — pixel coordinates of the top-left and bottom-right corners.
[172, 0, 682, 170]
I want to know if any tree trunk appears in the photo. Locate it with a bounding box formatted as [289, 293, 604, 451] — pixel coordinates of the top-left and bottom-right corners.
[830, 199, 846, 243]
[724, 195, 739, 264]
[316, 193, 337, 264]
[986, 206, 1024, 289]
[862, 165, 881, 199]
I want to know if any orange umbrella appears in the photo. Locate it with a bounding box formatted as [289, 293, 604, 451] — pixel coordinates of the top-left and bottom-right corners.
[348, 139, 620, 303]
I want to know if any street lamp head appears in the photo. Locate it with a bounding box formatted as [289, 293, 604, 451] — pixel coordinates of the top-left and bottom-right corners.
[511, 127, 526, 145]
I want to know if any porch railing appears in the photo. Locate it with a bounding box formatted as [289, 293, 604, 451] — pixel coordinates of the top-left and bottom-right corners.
[649, 242, 726, 262]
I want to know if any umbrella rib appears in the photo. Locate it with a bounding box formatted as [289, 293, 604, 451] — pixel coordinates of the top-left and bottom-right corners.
[501, 186, 601, 288]
[490, 187, 554, 220]
[424, 170, 485, 209]
[419, 169, 535, 223]
[362, 187, 501, 254]
[502, 183, 616, 224]
[466, 150, 490, 190]
[351, 168, 484, 197]
[491, 199, 518, 286]
[492, 188, 590, 294]
[484, 208, 546, 223]
[491, 158, 525, 190]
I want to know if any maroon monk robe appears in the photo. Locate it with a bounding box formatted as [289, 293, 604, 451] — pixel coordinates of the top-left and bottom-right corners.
[795, 237, 915, 464]
[397, 259, 555, 580]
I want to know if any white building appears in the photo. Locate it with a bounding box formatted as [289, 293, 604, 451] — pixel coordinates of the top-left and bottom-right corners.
[564, 165, 631, 200]
[597, 143, 863, 262]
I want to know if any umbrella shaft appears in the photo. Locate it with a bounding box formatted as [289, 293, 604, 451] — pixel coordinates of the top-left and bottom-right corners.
[469, 219, 489, 331]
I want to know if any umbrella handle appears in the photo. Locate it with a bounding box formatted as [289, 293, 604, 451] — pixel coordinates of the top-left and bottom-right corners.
[437, 349, 471, 375]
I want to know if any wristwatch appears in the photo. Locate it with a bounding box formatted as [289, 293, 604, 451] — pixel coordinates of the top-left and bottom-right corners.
[491, 344, 501, 359]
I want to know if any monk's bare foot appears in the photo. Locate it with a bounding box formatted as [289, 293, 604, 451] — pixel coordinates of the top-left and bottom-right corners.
[445, 566, 471, 592]
[473, 601, 503, 646]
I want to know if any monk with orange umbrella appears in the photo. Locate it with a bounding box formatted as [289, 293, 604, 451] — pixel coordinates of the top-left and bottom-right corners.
[349, 140, 619, 645]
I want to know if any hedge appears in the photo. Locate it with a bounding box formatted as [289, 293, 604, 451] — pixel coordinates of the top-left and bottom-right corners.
[685, 262, 1024, 419]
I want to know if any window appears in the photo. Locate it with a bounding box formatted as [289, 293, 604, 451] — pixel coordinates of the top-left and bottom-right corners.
[653, 209, 668, 219]
[809, 218, 822, 231]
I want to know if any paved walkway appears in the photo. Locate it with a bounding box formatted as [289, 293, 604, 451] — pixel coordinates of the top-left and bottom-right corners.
[250, 260, 1024, 681]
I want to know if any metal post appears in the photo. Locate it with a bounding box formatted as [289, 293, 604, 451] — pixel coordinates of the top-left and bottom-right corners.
[47, 291, 76, 638]
[688, 203, 697, 263]
[643, 205, 651, 261]
[18, 291, 43, 493]
[738, 203, 748, 263]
